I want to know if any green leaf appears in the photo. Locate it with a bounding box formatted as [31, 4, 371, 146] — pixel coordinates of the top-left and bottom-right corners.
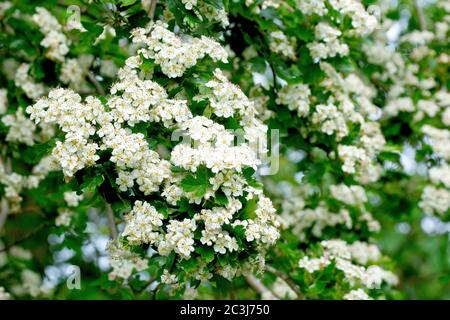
[120, 0, 138, 6]
[180, 166, 211, 197]
[195, 246, 215, 262]
[81, 174, 105, 193]
[240, 199, 258, 219]
[214, 192, 229, 206]
[179, 258, 197, 272]
[22, 139, 56, 165]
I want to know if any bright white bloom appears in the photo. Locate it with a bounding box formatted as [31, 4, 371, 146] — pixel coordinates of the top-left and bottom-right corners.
[276, 84, 310, 117]
[131, 21, 228, 78]
[32, 7, 70, 62]
[64, 191, 83, 207]
[308, 23, 349, 60]
[181, 0, 197, 10]
[429, 164, 450, 188]
[0, 287, 11, 300]
[419, 185, 450, 216]
[14, 64, 45, 100]
[55, 208, 74, 227]
[2, 108, 36, 146]
[122, 201, 164, 245]
[384, 97, 415, 117]
[161, 269, 178, 285]
[330, 184, 367, 206]
[344, 289, 372, 300]
[421, 125, 450, 160]
[295, 0, 327, 16]
[299, 239, 397, 295]
[338, 145, 371, 174]
[269, 31, 297, 60]
[107, 242, 148, 280]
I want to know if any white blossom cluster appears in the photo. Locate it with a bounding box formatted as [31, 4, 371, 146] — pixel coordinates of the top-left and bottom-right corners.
[1, 77, 55, 147]
[296, 0, 378, 35]
[311, 100, 350, 140]
[64, 191, 83, 207]
[1, 107, 36, 146]
[0, 287, 11, 300]
[122, 200, 164, 246]
[276, 180, 380, 239]
[107, 242, 149, 281]
[0, 161, 41, 212]
[180, 0, 229, 27]
[330, 184, 367, 207]
[131, 21, 228, 78]
[343, 288, 372, 300]
[109, 59, 192, 127]
[299, 239, 397, 298]
[268, 31, 297, 60]
[366, 22, 449, 220]
[60, 55, 93, 91]
[14, 63, 45, 100]
[32, 7, 70, 62]
[10, 269, 52, 297]
[25, 24, 280, 284]
[419, 185, 450, 216]
[337, 145, 371, 175]
[276, 83, 311, 117]
[421, 125, 450, 161]
[0, 1, 12, 19]
[245, 0, 281, 13]
[281, 196, 380, 240]
[308, 23, 349, 60]
[55, 208, 75, 227]
[27, 89, 103, 178]
[429, 164, 450, 188]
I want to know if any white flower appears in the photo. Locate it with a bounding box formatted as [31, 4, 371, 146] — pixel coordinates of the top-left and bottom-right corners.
[122, 201, 164, 245]
[0, 287, 11, 300]
[269, 31, 297, 60]
[2, 108, 36, 146]
[55, 208, 74, 227]
[330, 184, 367, 206]
[419, 185, 450, 216]
[131, 22, 228, 78]
[64, 191, 83, 207]
[344, 289, 372, 300]
[276, 84, 310, 117]
[32, 8, 70, 62]
[14, 64, 45, 100]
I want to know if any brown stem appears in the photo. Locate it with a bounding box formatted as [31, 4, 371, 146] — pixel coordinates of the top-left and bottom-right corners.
[245, 275, 279, 300]
[87, 71, 106, 96]
[0, 155, 12, 233]
[266, 265, 305, 300]
[149, 0, 158, 20]
[414, 0, 427, 31]
[106, 202, 118, 239]
[0, 198, 8, 233]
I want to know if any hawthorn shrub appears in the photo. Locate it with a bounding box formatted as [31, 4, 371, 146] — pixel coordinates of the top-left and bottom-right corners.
[0, 0, 448, 300]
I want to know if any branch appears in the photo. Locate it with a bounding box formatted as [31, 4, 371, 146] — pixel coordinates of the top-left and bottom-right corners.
[0, 155, 11, 233]
[266, 265, 304, 300]
[245, 275, 279, 300]
[414, 0, 427, 31]
[106, 202, 118, 239]
[87, 71, 106, 96]
[0, 198, 9, 233]
[0, 223, 48, 253]
[148, 0, 158, 20]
